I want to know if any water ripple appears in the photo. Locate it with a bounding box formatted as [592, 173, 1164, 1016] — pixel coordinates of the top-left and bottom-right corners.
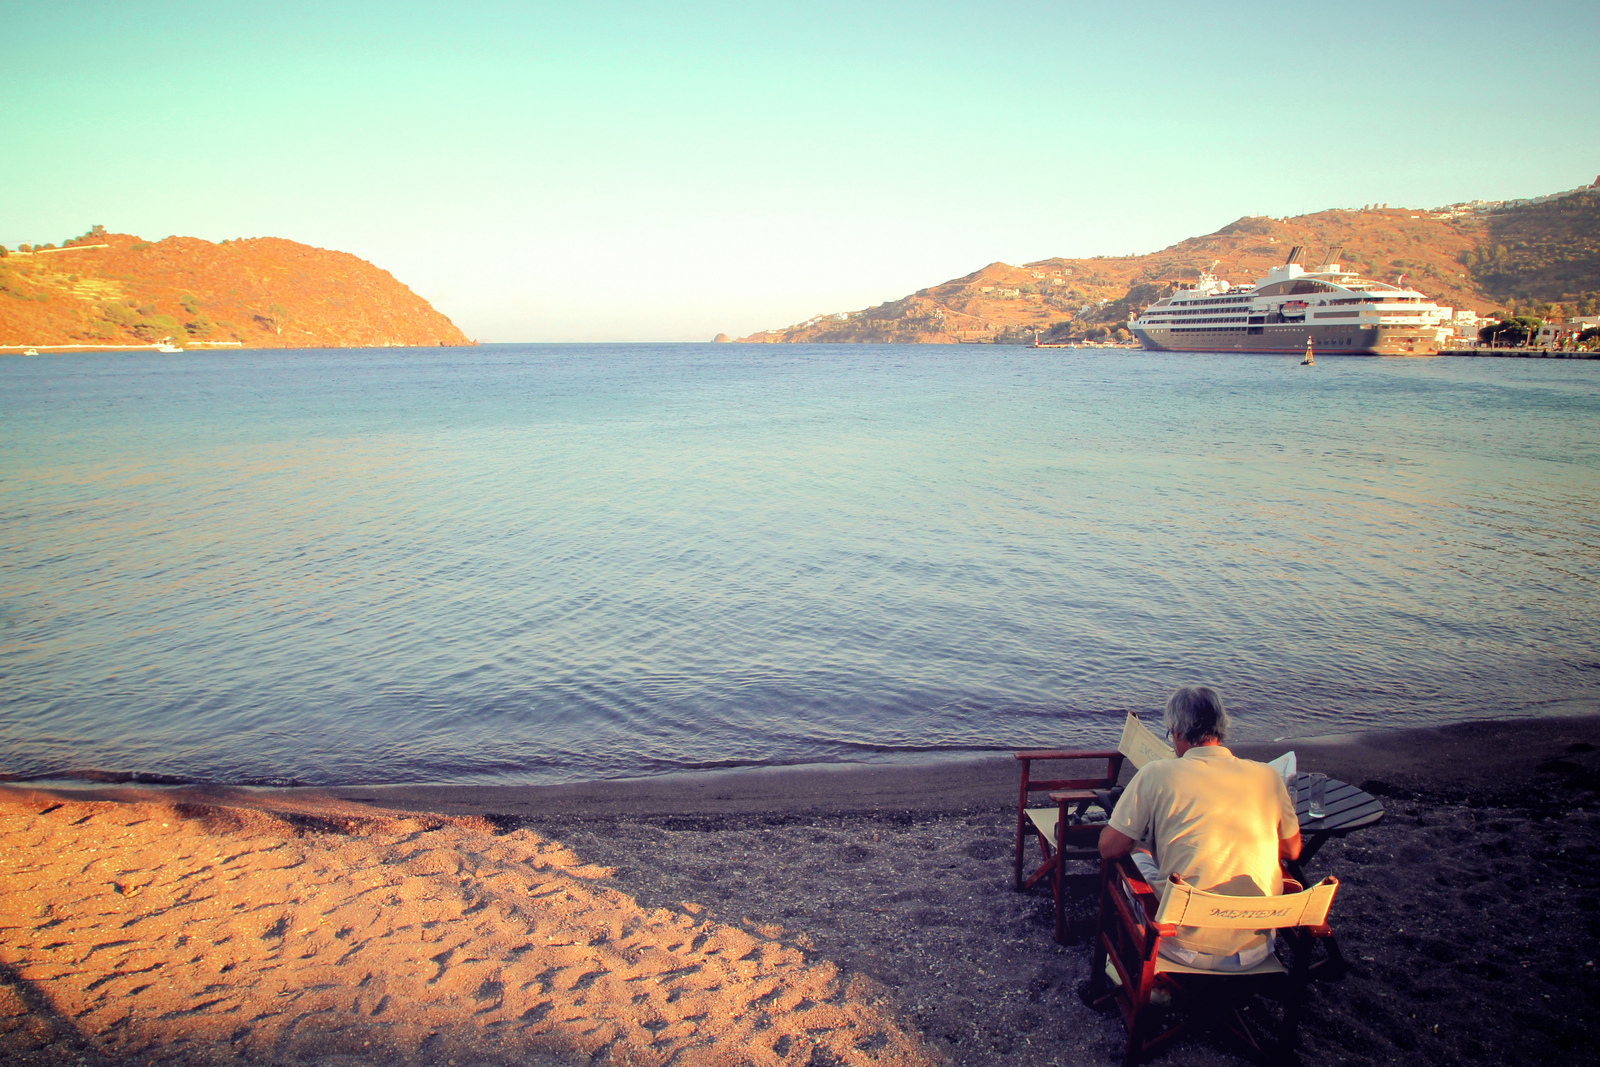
[2, 345, 1598, 784]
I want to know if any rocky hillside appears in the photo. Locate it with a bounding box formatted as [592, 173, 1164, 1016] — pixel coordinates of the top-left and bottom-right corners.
[740, 183, 1600, 344]
[0, 228, 471, 349]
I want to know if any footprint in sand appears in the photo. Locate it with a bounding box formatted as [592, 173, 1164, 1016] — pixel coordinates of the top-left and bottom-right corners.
[0, 791, 937, 1066]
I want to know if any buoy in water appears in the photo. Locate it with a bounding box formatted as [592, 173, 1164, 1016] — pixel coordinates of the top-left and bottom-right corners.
[1301, 336, 1314, 366]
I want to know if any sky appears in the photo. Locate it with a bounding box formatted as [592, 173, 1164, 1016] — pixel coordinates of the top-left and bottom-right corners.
[3, 0, 1597, 342]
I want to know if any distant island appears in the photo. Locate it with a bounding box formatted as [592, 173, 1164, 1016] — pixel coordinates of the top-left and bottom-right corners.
[738, 181, 1600, 344]
[0, 228, 471, 350]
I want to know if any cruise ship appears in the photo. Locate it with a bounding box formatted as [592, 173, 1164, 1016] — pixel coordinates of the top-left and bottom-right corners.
[1129, 247, 1449, 355]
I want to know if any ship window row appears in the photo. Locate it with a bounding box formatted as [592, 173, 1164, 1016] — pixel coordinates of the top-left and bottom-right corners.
[1171, 326, 1248, 334]
[1155, 317, 1248, 325]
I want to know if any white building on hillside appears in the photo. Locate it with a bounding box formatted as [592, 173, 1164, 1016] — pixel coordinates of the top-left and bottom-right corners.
[1536, 316, 1600, 346]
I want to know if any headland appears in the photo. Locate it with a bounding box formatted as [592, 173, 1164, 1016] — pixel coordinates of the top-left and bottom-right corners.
[738, 182, 1600, 348]
[0, 228, 470, 350]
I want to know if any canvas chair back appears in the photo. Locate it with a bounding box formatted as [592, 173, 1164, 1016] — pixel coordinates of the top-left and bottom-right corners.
[1154, 873, 1339, 930]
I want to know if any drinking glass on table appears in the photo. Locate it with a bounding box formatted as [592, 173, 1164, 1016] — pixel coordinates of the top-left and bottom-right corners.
[1306, 773, 1328, 819]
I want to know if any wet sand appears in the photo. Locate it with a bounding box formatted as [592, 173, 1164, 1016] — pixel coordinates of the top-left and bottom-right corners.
[4, 713, 1600, 1066]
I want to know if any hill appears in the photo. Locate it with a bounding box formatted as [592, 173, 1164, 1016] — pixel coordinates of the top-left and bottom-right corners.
[0, 228, 470, 349]
[739, 183, 1600, 344]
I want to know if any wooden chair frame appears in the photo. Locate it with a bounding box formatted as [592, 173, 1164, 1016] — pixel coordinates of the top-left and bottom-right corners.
[1013, 748, 1125, 942]
[1084, 856, 1339, 1066]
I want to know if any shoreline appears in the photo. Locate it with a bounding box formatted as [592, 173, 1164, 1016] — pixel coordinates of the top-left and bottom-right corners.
[327, 709, 1600, 817]
[14, 706, 1600, 810]
[5, 712, 1599, 1067]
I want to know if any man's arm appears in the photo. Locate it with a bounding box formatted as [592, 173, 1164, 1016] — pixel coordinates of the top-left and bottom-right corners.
[1280, 827, 1302, 861]
[1099, 825, 1137, 860]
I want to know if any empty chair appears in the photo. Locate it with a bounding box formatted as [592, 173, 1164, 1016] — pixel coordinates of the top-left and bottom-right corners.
[1014, 713, 1173, 942]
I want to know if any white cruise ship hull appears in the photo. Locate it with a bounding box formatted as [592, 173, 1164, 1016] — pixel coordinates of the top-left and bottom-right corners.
[1132, 321, 1438, 356]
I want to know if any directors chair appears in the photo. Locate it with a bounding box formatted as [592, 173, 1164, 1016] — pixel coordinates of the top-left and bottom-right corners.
[1083, 856, 1340, 1066]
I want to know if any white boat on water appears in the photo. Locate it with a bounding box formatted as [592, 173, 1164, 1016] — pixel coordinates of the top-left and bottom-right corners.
[1131, 247, 1449, 356]
[156, 342, 183, 353]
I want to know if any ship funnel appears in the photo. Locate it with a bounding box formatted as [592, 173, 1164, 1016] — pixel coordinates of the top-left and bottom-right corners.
[1284, 246, 1305, 265]
[1318, 246, 1344, 270]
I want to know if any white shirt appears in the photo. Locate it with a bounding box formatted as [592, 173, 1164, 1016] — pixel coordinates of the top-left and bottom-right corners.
[1108, 744, 1299, 957]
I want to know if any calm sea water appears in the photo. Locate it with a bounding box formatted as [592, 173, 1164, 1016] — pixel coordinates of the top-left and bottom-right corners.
[2, 344, 1598, 786]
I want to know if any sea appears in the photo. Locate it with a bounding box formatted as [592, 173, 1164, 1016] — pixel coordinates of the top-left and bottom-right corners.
[2, 344, 1598, 787]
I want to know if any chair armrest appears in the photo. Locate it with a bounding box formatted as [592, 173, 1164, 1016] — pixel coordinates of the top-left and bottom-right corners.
[1047, 789, 1098, 804]
[1014, 749, 1121, 761]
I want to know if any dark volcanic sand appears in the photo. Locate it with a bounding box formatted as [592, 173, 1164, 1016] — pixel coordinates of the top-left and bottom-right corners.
[4, 715, 1600, 1067]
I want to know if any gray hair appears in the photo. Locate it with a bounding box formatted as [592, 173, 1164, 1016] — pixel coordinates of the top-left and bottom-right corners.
[1164, 685, 1228, 745]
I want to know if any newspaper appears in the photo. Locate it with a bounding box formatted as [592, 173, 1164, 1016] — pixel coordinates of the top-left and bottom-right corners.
[1118, 712, 1175, 768]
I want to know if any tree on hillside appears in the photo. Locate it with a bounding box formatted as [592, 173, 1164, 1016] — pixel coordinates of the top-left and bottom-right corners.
[1478, 316, 1541, 346]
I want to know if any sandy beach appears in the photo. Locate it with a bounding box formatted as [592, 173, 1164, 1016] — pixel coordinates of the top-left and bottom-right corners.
[5, 714, 1600, 1067]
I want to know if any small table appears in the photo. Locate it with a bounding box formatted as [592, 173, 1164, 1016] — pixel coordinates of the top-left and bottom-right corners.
[1283, 773, 1382, 981]
[1288, 773, 1384, 878]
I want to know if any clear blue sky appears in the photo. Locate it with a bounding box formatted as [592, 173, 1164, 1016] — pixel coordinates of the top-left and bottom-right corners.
[3, 1, 1596, 341]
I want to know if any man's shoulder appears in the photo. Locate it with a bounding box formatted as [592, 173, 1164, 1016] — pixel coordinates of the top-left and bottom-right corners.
[1127, 756, 1187, 791]
[1139, 748, 1271, 785]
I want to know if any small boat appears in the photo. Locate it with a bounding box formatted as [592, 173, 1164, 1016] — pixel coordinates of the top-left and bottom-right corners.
[156, 342, 183, 353]
[23, 347, 39, 356]
[1301, 337, 1314, 366]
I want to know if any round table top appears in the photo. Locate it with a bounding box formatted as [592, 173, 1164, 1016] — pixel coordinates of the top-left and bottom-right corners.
[1291, 772, 1384, 834]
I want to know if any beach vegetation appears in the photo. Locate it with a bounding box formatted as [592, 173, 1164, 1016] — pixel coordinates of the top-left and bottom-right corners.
[180, 294, 200, 315]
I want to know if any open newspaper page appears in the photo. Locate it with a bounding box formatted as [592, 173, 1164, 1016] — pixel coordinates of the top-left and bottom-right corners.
[1119, 711, 1175, 767]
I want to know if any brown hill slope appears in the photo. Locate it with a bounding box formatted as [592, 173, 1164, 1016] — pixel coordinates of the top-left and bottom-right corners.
[0, 228, 471, 348]
[740, 185, 1600, 344]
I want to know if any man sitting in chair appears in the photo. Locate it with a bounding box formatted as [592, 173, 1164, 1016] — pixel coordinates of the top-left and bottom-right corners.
[1098, 685, 1301, 971]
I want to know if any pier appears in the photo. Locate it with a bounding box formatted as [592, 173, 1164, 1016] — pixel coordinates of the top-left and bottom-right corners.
[1439, 347, 1598, 360]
